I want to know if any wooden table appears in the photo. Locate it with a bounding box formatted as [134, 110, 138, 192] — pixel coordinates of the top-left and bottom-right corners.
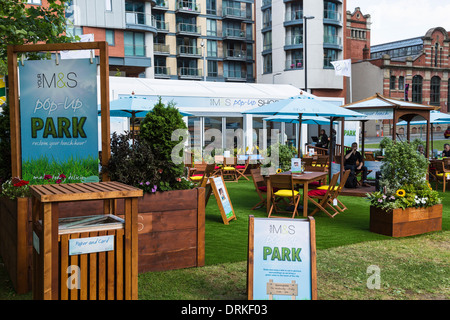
[30, 181, 143, 300]
[266, 171, 328, 218]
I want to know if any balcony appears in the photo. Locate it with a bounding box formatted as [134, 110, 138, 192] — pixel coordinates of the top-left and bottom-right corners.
[155, 20, 169, 33]
[285, 35, 303, 47]
[323, 34, 342, 49]
[154, 0, 168, 10]
[223, 69, 247, 81]
[178, 67, 202, 79]
[176, 1, 200, 14]
[224, 49, 247, 60]
[125, 11, 157, 32]
[222, 28, 246, 40]
[323, 10, 342, 25]
[154, 43, 170, 55]
[222, 6, 251, 20]
[285, 59, 303, 70]
[176, 22, 201, 35]
[176, 45, 202, 57]
[285, 10, 303, 22]
[155, 66, 171, 78]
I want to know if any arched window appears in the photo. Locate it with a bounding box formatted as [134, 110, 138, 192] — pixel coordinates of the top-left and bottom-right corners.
[412, 75, 423, 103]
[430, 76, 440, 106]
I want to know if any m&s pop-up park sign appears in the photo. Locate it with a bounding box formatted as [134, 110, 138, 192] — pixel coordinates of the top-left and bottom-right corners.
[18, 58, 98, 184]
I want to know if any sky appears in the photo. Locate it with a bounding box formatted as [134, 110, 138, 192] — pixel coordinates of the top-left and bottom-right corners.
[346, 0, 450, 45]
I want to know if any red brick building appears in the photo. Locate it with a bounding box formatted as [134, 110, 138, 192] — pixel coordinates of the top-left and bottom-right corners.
[346, 7, 371, 63]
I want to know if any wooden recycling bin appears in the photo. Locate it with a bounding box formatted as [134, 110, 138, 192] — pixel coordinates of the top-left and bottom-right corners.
[30, 181, 143, 300]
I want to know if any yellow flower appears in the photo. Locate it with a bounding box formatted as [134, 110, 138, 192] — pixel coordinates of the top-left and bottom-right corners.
[276, 168, 282, 173]
[256, 145, 259, 150]
[427, 182, 432, 190]
[396, 189, 406, 197]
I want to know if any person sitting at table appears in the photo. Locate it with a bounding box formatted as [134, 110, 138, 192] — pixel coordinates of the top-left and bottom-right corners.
[417, 145, 425, 156]
[344, 142, 370, 187]
[443, 144, 450, 157]
[316, 129, 328, 149]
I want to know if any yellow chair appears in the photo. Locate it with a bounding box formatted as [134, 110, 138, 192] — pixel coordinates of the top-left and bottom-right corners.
[434, 160, 450, 192]
[222, 157, 238, 182]
[267, 174, 301, 219]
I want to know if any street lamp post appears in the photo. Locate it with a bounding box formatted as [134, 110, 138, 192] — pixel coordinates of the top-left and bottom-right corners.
[201, 40, 206, 81]
[303, 16, 314, 92]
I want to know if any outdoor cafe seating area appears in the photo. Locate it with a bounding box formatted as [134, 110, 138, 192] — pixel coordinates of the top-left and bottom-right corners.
[185, 148, 379, 219]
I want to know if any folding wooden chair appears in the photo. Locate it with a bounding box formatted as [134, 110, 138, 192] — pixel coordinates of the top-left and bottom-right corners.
[250, 168, 268, 210]
[213, 155, 224, 176]
[189, 162, 207, 182]
[236, 157, 250, 181]
[316, 169, 351, 213]
[433, 160, 450, 192]
[193, 163, 215, 187]
[267, 174, 301, 219]
[307, 171, 341, 218]
[222, 157, 238, 182]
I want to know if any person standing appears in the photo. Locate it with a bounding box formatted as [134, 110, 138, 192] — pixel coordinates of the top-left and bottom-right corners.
[316, 129, 328, 149]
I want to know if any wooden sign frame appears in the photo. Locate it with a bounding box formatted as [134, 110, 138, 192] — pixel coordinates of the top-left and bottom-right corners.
[7, 41, 110, 181]
[209, 176, 236, 224]
[247, 216, 317, 300]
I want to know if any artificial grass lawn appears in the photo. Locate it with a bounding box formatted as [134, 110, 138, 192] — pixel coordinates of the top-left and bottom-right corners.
[1, 177, 448, 300]
[204, 178, 427, 265]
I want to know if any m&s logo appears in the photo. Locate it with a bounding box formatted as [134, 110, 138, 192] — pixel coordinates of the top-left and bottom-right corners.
[269, 224, 295, 235]
[37, 72, 78, 89]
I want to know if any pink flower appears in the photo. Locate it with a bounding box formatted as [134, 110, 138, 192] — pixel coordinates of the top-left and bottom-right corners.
[56, 179, 62, 184]
[59, 174, 66, 179]
[44, 174, 52, 180]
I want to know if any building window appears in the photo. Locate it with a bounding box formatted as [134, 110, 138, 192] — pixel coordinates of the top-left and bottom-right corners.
[124, 31, 145, 56]
[390, 76, 396, 90]
[430, 76, 441, 106]
[324, 49, 338, 68]
[262, 8, 271, 29]
[207, 40, 217, 57]
[208, 61, 218, 77]
[398, 76, 404, 91]
[412, 75, 423, 104]
[263, 54, 272, 73]
[27, 0, 41, 4]
[263, 31, 272, 51]
[448, 79, 450, 109]
[206, 19, 217, 36]
[206, 0, 217, 15]
[105, 30, 115, 46]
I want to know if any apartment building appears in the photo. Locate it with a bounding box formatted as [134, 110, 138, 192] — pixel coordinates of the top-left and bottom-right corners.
[255, 0, 346, 100]
[63, 0, 255, 81]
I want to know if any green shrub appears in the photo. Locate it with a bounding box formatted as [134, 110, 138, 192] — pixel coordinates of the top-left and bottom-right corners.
[367, 138, 441, 210]
[103, 132, 160, 193]
[139, 98, 190, 191]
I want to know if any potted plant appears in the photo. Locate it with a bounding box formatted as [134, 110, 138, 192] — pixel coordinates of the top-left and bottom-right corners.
[103, 99, 205, 273]
[367, 138, 442, 237]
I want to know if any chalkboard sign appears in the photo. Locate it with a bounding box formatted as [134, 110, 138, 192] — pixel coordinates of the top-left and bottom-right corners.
[209, 176, 236, 224]
[247, 216, 317, 300]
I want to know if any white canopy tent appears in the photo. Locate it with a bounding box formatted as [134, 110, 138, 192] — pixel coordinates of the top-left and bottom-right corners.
[98, 77, 345, 151]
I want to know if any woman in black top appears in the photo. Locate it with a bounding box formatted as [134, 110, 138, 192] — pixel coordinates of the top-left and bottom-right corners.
[316, 129, 328, 148]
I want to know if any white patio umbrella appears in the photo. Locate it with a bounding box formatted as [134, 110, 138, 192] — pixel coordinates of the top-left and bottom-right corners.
[243, 94, 364, 157]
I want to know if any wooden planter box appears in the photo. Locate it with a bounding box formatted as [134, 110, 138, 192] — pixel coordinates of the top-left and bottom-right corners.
[0, 197, 31, 294]
[136, 187, 205, 273]
[0, 187, 205, 294]
[370, 204, 442, 237]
